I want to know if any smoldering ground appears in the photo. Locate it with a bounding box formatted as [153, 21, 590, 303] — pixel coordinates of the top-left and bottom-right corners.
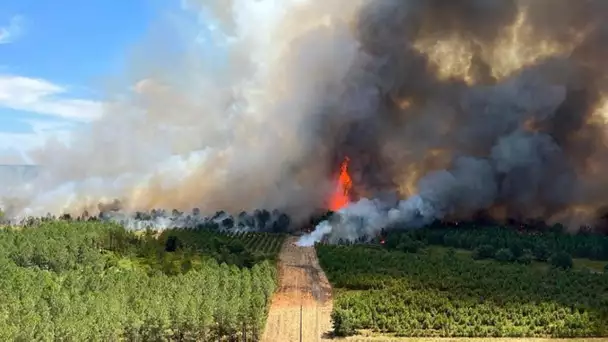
[2, 1, 608, 240]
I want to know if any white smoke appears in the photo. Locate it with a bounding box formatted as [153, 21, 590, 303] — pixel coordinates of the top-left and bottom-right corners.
[1, 0, 368, 221]
[297, 197, 389, 246]
[299, 156, 498, 245]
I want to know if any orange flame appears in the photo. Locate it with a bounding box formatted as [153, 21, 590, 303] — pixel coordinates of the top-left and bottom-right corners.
[328, 157, 353, 211]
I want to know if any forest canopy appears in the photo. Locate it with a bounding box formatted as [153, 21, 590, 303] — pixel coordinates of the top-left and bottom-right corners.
[0, 221, 282, 341]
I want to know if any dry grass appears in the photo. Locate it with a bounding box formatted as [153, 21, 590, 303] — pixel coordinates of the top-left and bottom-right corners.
[262, 237, 334, 342]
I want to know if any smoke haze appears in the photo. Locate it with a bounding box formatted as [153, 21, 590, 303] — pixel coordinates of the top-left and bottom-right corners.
[3, 0, 608, 242]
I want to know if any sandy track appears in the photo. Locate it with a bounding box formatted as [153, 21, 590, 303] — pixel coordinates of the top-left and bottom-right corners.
[262, 236, 333, 342]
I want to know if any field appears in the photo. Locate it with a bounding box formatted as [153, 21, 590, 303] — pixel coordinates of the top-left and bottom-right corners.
[318, 225, 608, 339]
[396, 224, 608, 264]
[2, 217, 608, 341]
[0, 220, 285, 341]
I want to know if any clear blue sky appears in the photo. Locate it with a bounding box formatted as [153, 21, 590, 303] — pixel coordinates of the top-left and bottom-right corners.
[0, 0, 200, 163]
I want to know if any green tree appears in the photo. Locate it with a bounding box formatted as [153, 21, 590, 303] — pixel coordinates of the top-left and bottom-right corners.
[317, 242, 607, 338]
[332, 308, 357, 336]
[495, 248, 515, 263]
[397, 238, 425, 253]
[472, 245, 495, 260]
[533, 243, 551, 262]
[517, 250, 534, 265]
[0, 220, 281, 341]
[550, 252, 573, 270]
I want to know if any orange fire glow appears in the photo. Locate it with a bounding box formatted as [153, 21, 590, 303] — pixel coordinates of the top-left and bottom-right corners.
[328, 157, 353, 211]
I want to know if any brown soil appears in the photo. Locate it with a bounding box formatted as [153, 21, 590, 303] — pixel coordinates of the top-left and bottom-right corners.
[262, 236, 334, 342]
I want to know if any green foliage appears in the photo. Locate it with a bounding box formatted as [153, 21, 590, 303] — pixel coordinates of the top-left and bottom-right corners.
[517, 250, 534, 265]
[550, 251, 574, 270]
[472, 244, 495, 260]
[0, 221, 281, 341]
[317, 244, 608, 338]
[533, 242, 551, 262]
[495, 248, 515, 263]
[157, 228, 285, 268]
[397, 237, 426, 253]
[332, 308, 357, 336]
[389, 225, 608, 261]
[386, 226, 601, 269]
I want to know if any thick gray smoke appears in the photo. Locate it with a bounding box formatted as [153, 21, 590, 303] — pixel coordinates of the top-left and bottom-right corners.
[299, 0, 608, 245]
[2, 0, 608, 241]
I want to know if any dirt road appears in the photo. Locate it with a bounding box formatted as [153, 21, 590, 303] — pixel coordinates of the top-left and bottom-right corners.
[262, 236, 333, 342]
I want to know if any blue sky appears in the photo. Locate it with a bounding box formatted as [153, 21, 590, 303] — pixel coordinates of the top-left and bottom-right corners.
[0, 0, 192, 163]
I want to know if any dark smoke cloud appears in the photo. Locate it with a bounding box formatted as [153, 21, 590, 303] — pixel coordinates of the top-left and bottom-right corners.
[301, 0, 608, 244]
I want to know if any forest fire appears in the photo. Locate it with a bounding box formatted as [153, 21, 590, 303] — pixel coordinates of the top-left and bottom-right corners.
[328, 157, 353, 212]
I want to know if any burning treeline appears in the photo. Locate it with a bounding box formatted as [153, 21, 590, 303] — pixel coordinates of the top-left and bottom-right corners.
[5, 0, 608, 241]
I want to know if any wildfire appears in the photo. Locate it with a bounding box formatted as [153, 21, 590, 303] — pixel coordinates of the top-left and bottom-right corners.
[328, 157, 353, 211]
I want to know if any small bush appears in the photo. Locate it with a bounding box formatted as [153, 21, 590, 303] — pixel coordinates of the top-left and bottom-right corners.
[533, 243, 551, 262]
[397, 238, 426, 253]
[472, 244, 495, 260]
[517, 250, 534, 265]
[495, 248, 515, 263]
[332, 308, 357, 336]
[164, 235, 181, 252]
[509, 243, 524, 259]
[550, 252, 573, 270]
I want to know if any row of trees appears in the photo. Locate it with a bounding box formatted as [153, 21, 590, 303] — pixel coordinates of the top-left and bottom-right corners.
[232, 232, 285, 256]
[157, 226, 286, 267]
[0, 221, 279, 341]
[410, 224, 608, 260]
[383, 230, 586, 269]
[5, 207, 295, 234]
[317, 244, 608, 338]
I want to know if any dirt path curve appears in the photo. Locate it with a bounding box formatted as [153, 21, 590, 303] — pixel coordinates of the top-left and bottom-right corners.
[262, 236, 333, 342]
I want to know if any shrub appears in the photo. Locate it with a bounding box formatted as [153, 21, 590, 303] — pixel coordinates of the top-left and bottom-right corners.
[495, 248, 515, 263]
[164, 235, 181, 252]
[517, 250, 534, 265]
[533, 243, 551, 262]
[332, 308, 357, 336]
[550, 252, 573, 270]
[397, 237, 426, 253]
[509, 243, 524, 258]
[472, 244, 496, 260]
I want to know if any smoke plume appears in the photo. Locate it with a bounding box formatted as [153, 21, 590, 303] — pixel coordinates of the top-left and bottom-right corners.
[1, 0, 608, 241]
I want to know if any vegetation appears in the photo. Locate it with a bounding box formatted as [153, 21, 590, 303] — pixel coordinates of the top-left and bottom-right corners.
[382, 223, 608, 269]
[157, 228, 286, 268]
[318, 242, 608, 338]
[0, 220, 284, 341]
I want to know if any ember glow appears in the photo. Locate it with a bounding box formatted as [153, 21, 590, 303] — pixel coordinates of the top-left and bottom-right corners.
[328, 157, 353, 212]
